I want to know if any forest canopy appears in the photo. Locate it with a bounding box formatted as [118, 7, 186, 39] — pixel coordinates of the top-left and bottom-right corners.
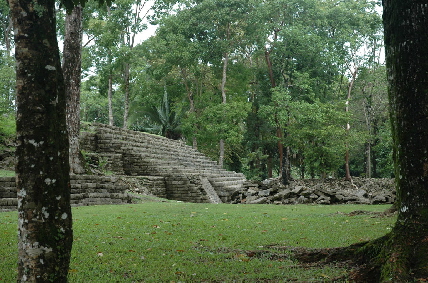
[0, 0, 390, 180]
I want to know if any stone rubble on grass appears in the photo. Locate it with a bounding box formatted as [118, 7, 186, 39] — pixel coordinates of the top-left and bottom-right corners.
[231, 177, 395, 205]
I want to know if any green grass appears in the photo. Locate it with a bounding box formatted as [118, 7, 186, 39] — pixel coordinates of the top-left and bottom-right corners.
[0, 203, 396, 282]
[0, 169, 14, 177]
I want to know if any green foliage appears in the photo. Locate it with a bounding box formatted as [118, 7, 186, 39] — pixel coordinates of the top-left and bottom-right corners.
[0, 203, 395, 281]
[182, 101, 250, 161]
[373, 122, 394, 178]
[0, 114, 15, 146]
[0, 55, 15, 115]
[133, 88, 183, 139]
[76, 0, 390, 179]
[240, 148, 269, 181]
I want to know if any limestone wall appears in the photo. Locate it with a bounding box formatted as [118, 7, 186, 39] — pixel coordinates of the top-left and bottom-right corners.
[0, 122, 248, 209]
[0, 172, 218, 211]
[0, 175, 133, 212]
[80, 123, 247, 203]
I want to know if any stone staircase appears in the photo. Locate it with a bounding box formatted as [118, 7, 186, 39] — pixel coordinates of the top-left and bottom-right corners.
[80, 123, 246, 203]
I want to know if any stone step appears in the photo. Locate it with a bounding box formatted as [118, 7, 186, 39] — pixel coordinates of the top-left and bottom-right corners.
[122, 148, 217, 167]
[208, 176, 246, 182]
[80, 123, 247, 202]
[0, 198, 17, 206]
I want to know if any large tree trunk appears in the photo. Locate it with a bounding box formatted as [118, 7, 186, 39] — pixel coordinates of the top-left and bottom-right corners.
[10, 0, 73, 280]
[375, 0, 428, 280]
[336, 1, 428, 281]
[285, 3, 428, 281]
[63, 5, 84, 174]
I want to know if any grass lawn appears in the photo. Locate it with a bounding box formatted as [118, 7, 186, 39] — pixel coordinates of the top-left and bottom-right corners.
[0, 202, 395, 282]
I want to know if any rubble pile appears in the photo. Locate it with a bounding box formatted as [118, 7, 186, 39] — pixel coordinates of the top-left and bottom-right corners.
[231, 178, 395, 205]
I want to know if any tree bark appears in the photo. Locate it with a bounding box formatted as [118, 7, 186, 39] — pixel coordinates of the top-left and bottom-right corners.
[63, 5, 84, 174]
[10, 0, 73, 280]
[377, 0, 428, 280]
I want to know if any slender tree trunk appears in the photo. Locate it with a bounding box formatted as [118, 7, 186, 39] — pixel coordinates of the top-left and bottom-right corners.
[267, 156, 273, 178]
[180, 67, 198, 149]
[106, 5, 114, 127]
[11, 0, 73, 280]
[276, 125, 283, 174]
[4, 13, 12, 57]
[108, 72, 114, 126]
[63, 5, 84, 174]
[344, 67, 358, 181]
[123, 62, 130, 129]
[365, 142, 372, 178]
[219, 52, 229, 168]
[266, 46, 289, 181]
[282, 145, 291, 185]
[264, 49, 276, 89]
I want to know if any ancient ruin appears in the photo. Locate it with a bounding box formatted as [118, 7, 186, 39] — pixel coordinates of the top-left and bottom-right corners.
[0, 123, 396, 211]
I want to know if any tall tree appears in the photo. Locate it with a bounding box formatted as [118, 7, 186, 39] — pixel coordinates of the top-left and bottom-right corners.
[10, 0, 73, 280]
[375, 0, 428, 279]
[316, 1, 428, 281]
[0, 0, 12, 56]
[63, 5, 84, 174]
[120, 0, 150, 128]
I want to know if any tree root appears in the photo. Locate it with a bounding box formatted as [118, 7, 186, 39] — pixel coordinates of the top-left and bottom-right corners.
[266, 231, 428, 282]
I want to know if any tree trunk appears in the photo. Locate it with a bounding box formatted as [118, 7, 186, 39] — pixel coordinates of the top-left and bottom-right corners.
[344, 67, 358, 181]
[265, 46, 289, 181]
[10, 0, 73, 280]
[377, 0, 428, 280]
[108, 72, 114, 126]
[123, 62, 130, 129]
[219, 139, 225, 168]
[281, 145, 291, 185]
[264, 48, 276, 89]
[218, 52, 229, 168]
[340, 2, 428, 281]
[365, 142, 372, 178]
[4, 13, 12, 57]
[267, 156, 273, 178]
[63, 5, 84, 174]
[180, 67, 198, 149]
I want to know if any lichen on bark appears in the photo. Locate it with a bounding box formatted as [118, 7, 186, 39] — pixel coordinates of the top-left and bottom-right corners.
[11, 0, 73, 280]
